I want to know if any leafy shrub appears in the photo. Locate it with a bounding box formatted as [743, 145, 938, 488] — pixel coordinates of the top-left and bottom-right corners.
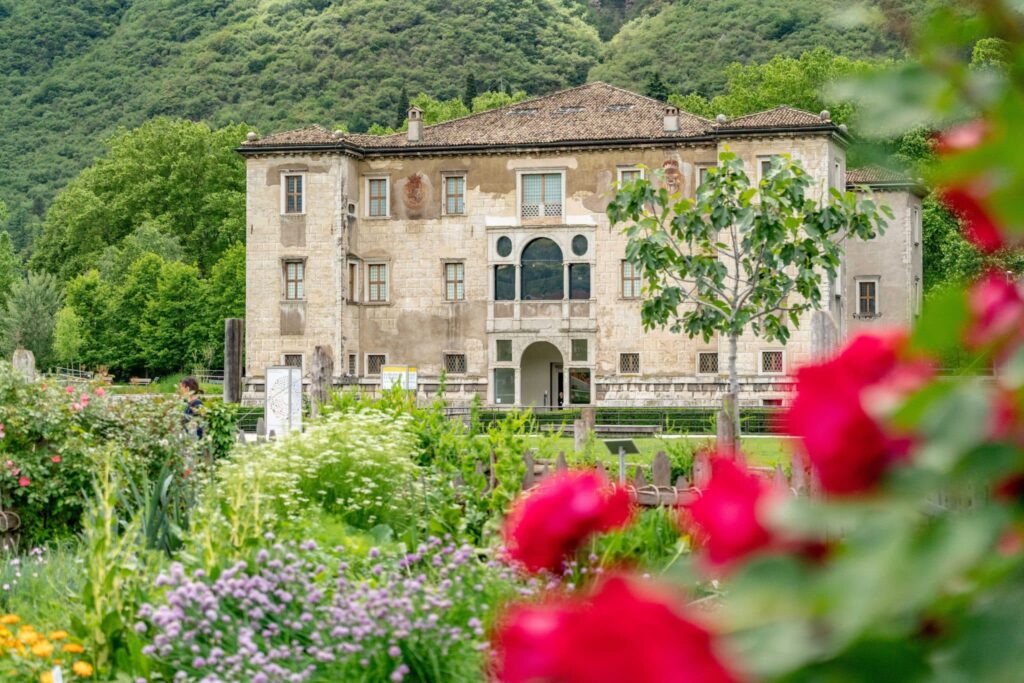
[0, 362, 196, 544]
[215, 407, 421, 531]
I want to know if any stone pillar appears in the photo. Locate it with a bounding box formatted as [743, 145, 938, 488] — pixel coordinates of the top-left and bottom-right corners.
[223, 318, 244, 404]
[573, 406, 596, 453]
[310, 345, 334, 418]
[11, 349, 35, 382]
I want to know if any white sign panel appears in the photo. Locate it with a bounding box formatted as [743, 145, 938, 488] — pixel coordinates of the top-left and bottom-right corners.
[265, 366, 303, 435]
[381, 365, 417, 392]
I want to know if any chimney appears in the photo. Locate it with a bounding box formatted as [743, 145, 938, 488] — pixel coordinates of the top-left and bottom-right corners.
[663, 105, 679, 133]
[407, 106, 423, 142]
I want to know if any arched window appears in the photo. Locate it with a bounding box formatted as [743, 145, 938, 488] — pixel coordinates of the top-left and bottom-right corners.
[521, 238, 563, 300]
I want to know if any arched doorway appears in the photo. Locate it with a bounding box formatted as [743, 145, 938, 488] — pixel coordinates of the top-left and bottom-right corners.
[521, 341, 564, 407]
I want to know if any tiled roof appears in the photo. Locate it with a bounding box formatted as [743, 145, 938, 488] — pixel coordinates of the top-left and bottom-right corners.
[714, 106, 832, 130]
[241, 83, 843, 153]
[846, 166, 913, 185]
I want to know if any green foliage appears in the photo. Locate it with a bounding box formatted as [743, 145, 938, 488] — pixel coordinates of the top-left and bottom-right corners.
[140, 260, 207, 375]
[0, 271, 63, 366]
[30, 118, 247, 281]
[591, 0, 911, 98]
[52, 305, 83, 366]
[644, 71, 669, 102]
[0, 231, 20, 305]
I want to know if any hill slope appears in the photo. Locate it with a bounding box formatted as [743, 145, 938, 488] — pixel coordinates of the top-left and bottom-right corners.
[0, 0, 917, 252]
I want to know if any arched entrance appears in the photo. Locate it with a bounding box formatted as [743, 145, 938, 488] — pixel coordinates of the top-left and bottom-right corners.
[521, 341, 564, 408]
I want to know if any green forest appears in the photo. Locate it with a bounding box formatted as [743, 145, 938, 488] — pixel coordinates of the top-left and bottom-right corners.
[0, 0, 1005, 377]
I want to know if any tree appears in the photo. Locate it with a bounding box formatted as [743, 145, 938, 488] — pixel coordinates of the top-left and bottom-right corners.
[63, 269, 114, 370]
[0, 271, 63, 366]
[52, 306, 83, 367]
[607, 151, 890, 447]
[462, 72, 478, 108]
[0, 230, 20, 305]
[644, 72, 668, 102]
[140, 260, 207, 374]
[108, 253, 164, 375]
[202, 242, 246, 366]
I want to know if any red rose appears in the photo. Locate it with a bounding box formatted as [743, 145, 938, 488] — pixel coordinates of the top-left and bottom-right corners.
[939, 184, 1005, 254]
[785, 331, 932, 495]
[934, 120, 989, 155]
[965, 272, 1024, 352]
[683, 455, 775, 568]
[504, 470, 632, 573]
[494, 575, 739, 683]
[17, 477, 29, 488]
[51, 456, 61, 464]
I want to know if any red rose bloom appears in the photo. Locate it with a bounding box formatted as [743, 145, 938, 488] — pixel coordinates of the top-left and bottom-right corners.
[17, 477, 29, 488]
[683, 455, 775, 568]
[939, 184, 1005, 254]
[51, 456, 61, 464]
[785, 331, 932, 495]
[495, 575, 739, 683]
[503, 470, 632, 573]
[965, 272, 1024, 351]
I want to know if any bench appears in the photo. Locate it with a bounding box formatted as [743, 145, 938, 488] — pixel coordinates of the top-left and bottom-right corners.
[129, 377, 153, 386]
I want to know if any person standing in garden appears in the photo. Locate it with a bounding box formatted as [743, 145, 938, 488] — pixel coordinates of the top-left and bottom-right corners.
[178, 376, 204, 439]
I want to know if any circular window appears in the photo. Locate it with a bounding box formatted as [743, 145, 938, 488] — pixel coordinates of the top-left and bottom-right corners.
[571, 234, 588, 256]
[496, 236, 513, 257]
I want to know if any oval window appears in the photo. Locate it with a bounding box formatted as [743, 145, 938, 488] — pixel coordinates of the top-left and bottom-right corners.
[571, 234, 588, 256]
[496, 236, 513, 257]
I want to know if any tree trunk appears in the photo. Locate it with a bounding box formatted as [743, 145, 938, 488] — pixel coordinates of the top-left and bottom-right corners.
[310, 345, 334, 418]
[223, 318, 244, 404]
[717, 334, 740, 453]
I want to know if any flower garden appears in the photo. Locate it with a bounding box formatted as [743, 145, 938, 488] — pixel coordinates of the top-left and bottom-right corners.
[2, 5, 1024, 681]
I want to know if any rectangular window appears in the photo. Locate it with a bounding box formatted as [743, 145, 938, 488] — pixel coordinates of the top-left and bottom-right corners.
[494, 368, 515, 405]
[285, 260, 305, 300]
[496, 339, 512, 362]
[348, 353, 357, 375]
[494, 265, 515, 301]
[571, 339, 588, 362]
[857, 279, 878, 316]
[366, 354, 386, 375]
[443, 353, 467, 374]
[697, 352, 719, 375]
[368, 178, 389, 217]
[445, 262, 465, 301]
[758, 155, 781, 181]
[444, 175, 465, 215]
[619, 353, 640, 374]
[283, 174, 303, 214]
[283, 353, 303, 369]
[761, 350, 784, 375]
[697, 165, 713, 187]
[520, 172, 563, 219]
[569, 368, 591, 405]
[763, 398, 783, 407]
[569, 263, 590, 300]
[618, 168, 643, 184]
[913, 207, 922, 245]
[621, 260, 641, 299]
[367, 263, 388, 303]
[348, 262, 358, 302]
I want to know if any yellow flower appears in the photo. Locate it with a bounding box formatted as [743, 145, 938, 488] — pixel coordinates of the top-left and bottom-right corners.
[71, 660, 93, 677]
[17, 629, 41, 646]
[40, 673, 53, 683]
[0, 615, 20, 625]
[62, 643, 85, 654]
[31, 640, 54, 658]
[47, 631, 68, 641]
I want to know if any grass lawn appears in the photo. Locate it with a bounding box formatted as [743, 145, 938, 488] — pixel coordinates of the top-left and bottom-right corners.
[107, 372, 221, 395]
[524, 435, 793, 471]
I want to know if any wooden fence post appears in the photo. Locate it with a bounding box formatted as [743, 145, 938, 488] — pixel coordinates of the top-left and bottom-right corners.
[310, 345, 334, 418]
[12, 349, 35, 382]
[223, 318, 244, 404]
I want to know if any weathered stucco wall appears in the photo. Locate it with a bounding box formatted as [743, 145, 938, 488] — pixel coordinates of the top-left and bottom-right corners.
[243, 132, 915, 406]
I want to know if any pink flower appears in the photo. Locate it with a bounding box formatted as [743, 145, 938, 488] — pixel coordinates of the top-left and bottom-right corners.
[65, 386, 74, 394]
[785, 331, 933, 495]
[965, 272, 1024, 352]
[94, 387, 106, 397]
[70, 403, 82, 413]
[940, 183, 1005, 254]
[80, 393, 90, 404]
[51, 456, 61, 464]
[683, 455, 776, 569]
[495, 575, 739, 683]
[17, 477, 29, 488]
[934, 120, 990, 155]
[504, 470, 633, 573]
